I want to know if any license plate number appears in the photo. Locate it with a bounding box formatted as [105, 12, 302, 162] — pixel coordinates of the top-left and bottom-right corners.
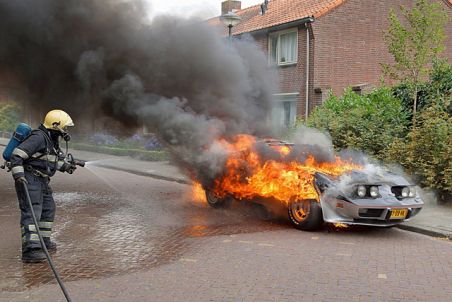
[390, 209, 408, 219]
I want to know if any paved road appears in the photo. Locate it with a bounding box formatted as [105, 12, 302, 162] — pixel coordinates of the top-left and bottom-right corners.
[0, 165, 450, 302]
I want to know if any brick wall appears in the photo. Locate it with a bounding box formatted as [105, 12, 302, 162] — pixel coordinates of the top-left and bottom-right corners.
[312, 0, 452, 97]
[247, 0, 452, 118]
[251, 25, 312, 118]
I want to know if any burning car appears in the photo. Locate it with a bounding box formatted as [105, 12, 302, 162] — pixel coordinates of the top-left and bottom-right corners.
[202, 136, 423, 231]
[289, 170, 424, 230]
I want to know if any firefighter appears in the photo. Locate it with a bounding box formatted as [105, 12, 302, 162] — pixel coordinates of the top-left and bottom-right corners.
[11, 110, 77, 262]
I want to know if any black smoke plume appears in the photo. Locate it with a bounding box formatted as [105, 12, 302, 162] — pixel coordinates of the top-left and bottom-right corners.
[0, 0, 278, 184]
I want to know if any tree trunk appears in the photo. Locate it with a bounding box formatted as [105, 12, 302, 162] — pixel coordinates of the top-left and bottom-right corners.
[413, 83, 418, 120]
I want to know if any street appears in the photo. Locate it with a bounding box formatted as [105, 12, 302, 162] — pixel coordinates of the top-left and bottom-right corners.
[0, 165, 451, 302]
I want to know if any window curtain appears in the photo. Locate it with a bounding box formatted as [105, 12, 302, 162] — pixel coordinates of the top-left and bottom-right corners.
[280, 32, 297, 63]
[270, 36, 278, 64]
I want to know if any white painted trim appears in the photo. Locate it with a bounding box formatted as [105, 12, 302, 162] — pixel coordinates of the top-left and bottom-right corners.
[273, 92, 300, 97]
[268, 28, 298, 66]
[269, 27, 299, 36]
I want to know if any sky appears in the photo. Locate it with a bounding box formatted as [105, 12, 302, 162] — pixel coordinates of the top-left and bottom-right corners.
[146, 0, 263, 19]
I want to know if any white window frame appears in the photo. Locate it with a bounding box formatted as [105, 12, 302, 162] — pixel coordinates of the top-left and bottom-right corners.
[268, 28, 298, 66]
[271, 92, 299, 128]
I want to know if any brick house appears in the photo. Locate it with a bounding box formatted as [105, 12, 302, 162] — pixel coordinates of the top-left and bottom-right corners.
[210, 0, 452, 127]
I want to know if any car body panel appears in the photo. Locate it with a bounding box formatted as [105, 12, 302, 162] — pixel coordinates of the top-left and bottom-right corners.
[316, 170, 424, 227]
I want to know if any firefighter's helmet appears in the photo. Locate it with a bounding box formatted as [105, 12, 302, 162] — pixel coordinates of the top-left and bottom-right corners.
[43, 110, 74, 132]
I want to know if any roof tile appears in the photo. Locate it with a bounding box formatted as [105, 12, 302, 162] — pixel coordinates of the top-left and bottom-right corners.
[208, 0, 346, 35]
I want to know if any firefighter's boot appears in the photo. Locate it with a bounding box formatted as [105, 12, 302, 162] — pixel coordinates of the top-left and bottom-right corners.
[22, 248, 46, 263]
[44, 238, 57, 251]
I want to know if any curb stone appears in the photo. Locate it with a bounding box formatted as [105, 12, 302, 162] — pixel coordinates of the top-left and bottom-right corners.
[396, 224, 451, 241]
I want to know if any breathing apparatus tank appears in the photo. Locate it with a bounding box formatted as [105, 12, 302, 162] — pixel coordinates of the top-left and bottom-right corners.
[2, 123, 32, 161]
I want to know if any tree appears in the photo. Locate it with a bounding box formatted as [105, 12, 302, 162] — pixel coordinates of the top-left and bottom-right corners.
[382, 0, 448, 116]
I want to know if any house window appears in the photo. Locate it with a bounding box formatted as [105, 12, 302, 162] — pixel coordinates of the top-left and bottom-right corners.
[271, 94, 298, 128]
[269, 29, 298, 65]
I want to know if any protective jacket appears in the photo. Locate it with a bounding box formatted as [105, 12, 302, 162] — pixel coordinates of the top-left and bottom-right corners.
[10, 124, 66, 179]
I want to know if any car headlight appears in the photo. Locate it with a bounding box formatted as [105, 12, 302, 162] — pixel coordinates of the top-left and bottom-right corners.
[370, 186, 379, 198]
[401, 187, 410, 198]
[357, 185, 366, 198]
[409, 186, 416, 198]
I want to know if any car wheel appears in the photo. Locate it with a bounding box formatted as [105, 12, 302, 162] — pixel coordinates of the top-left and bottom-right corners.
[288, 199, 323, 231]
[205, 190, 232, 208]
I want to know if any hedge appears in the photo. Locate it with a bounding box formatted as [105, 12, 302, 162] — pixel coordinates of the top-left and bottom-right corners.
[307, 87, 409, 159]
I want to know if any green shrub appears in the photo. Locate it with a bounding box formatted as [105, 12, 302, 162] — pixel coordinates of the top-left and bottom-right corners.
[392, 83, 428, 116]
[307, 87, 409, 158]
[386, 97, 451, 198]
[0, 102, 22, 131]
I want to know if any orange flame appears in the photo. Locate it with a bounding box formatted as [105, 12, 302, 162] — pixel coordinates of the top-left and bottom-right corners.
[333, 223, 349, 229]
[210, 135, 361, 205]
[278, 145, 291, 156]
[191, 182, 207, 204]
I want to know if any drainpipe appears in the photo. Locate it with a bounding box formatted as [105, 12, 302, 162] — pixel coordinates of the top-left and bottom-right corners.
[305, 22, 312, 120]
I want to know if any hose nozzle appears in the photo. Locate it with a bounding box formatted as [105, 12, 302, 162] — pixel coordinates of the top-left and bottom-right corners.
[67, 154, 85, 167]
[72, 159, 86, 167]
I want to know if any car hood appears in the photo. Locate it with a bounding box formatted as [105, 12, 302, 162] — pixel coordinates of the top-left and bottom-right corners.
[340, 170, 411, 187]
[315, 165, 424, 207]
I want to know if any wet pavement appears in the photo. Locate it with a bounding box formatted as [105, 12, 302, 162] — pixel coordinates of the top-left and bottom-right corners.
[0, 147, 451, 301]
[0, 165, 286, 297]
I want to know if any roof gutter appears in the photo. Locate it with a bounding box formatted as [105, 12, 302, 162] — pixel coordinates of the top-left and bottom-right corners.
[236, 16, 315, 36]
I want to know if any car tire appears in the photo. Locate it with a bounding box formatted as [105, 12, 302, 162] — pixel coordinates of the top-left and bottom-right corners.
[288, 199, 323, 231]
[205, 190, 232, 208]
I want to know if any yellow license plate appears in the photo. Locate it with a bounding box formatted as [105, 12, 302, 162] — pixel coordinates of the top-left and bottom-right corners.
[390, 209, 408, 219]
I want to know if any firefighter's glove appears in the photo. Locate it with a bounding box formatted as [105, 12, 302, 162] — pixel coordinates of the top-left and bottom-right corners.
[60, 162, 77, 174]
[15, 176, 28, 185]
[67, 164, 77, 174]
